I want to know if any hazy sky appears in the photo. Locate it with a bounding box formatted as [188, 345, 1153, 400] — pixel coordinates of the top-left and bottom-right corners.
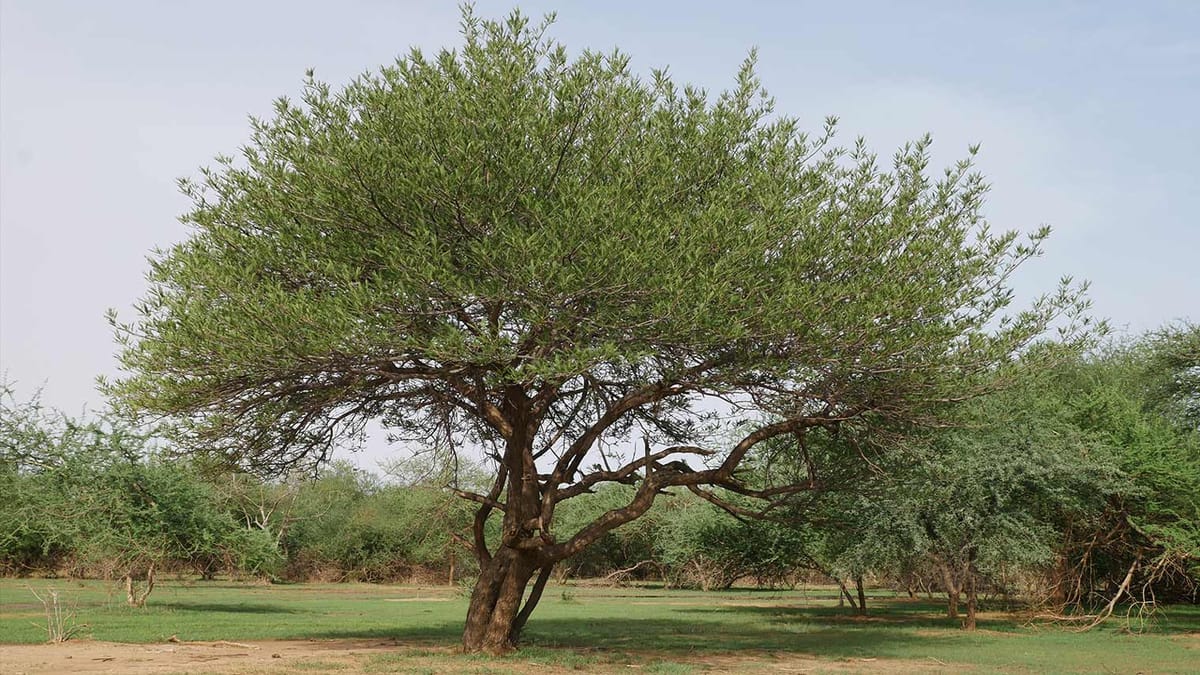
[2, 1, 1197, 469]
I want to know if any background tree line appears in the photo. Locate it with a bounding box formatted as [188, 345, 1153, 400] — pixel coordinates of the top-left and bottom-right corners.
[3, 326, 1196, 623]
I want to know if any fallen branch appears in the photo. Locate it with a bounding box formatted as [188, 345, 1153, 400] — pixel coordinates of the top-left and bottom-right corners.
[165, 635, 259, 649]
[601, 560, 659, 584]
[1074, 553, 1140, 632]
[212, 640, 259, 649]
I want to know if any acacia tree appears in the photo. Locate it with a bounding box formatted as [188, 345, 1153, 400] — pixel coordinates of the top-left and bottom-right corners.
[108, 10, 1091, 652]
[1049, 330, 1200, 612]
[887, 407, 1111, 630]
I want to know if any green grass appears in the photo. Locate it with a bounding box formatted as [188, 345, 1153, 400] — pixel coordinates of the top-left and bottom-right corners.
[2, 578, 1197, 673]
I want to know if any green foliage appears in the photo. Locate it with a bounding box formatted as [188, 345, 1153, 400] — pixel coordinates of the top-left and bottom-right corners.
[279, 462, 474, 582]
[1139, 322, 1200, 432]
[660, 502, 806, 589]
[97, 11, 1109, 646]
[552, 484, 661, 577]
[98, 14, 1107, 647]
[7, 323, 1197, 603]
[106, 8, 1090, 480]
[0, 389, 280, 582]
[1054, 334, 1200, 589]
[903, 379, 1119, 573]
[552, 483, 806, 588]
[685, 330, 1198, 611]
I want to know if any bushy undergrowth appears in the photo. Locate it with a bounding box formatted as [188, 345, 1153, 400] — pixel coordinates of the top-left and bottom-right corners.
[2, 327, 1197, 617]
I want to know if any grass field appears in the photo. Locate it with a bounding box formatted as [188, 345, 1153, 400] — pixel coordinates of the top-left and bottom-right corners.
[1, 578, 1197, 673]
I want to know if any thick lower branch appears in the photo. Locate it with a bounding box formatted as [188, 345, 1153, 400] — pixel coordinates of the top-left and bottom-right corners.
[510, 564, 553, 642]
[472, 464, 508, 565]
[452, 488, 506, 512]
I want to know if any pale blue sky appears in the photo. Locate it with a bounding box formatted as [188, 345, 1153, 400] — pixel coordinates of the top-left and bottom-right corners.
[1, 1, 1196, 467]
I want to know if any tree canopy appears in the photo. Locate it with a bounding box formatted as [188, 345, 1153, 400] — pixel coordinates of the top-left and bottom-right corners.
[108, 9, 1093, 652]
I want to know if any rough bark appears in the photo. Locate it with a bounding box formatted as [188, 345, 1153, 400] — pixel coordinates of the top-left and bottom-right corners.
[462, 548, 536, 653]
[938, 561, 960, 619]
[854, 575, 868, 616]
[510, 564, 553, 644]
[461, 394, 549, 654]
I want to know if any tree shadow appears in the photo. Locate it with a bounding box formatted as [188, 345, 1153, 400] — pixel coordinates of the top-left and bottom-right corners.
[304, 624, 462, 643]
[301, 599, 1200, 647]
[304, 614, 949, 660]
[1152, 603, 1200, 633]
[520, 616, 942, 658]
[160, 602, 303, 614]
[689, 602, 975, 631]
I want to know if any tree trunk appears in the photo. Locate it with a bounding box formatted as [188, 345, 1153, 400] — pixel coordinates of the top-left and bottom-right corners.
[938, 561, 959, 619]
[835, 578, 858, 611]
[461, 396, 549, 654]
[854, 576, 867, 616]
[510, 564, 553, 642]
[125, 563, 156, 608]
[462, 549, 533, 653]
[964, 570, 978, 630]
[963, 549, 979, 630]
[461, 548, 552, 654]
[457, 396, 680, 653]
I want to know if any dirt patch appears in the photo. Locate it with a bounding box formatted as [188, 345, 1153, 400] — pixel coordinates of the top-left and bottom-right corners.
[1173, 632, 1200, 649]
[0, 639, 958, 674]
[0, 638, 396, 674]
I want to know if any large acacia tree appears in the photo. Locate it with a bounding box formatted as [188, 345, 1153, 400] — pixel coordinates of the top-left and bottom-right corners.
[109, 10, 1091, 652]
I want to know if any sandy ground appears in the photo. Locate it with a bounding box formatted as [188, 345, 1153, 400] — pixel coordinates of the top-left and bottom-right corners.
[0, 639, 951, 674]
[0, 638, 385, 674]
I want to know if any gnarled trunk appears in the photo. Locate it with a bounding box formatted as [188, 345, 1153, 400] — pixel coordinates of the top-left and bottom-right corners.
[461, 548, 552, 653]
[462, 399, 556, 654]
[456, 391, 713, 652]
[938, 561, 960, 619]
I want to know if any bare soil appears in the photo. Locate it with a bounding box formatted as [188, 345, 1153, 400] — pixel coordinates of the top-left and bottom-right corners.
[0, 639, 950, 674]
[0, 638, 391, 674]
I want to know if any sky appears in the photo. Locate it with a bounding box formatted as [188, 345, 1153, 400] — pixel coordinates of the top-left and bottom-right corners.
[1, 1, 1197, 470]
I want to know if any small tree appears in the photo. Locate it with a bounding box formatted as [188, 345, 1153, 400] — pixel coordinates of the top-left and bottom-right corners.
[109, 9, 1091, 651]
[64, 443, 260, 605]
